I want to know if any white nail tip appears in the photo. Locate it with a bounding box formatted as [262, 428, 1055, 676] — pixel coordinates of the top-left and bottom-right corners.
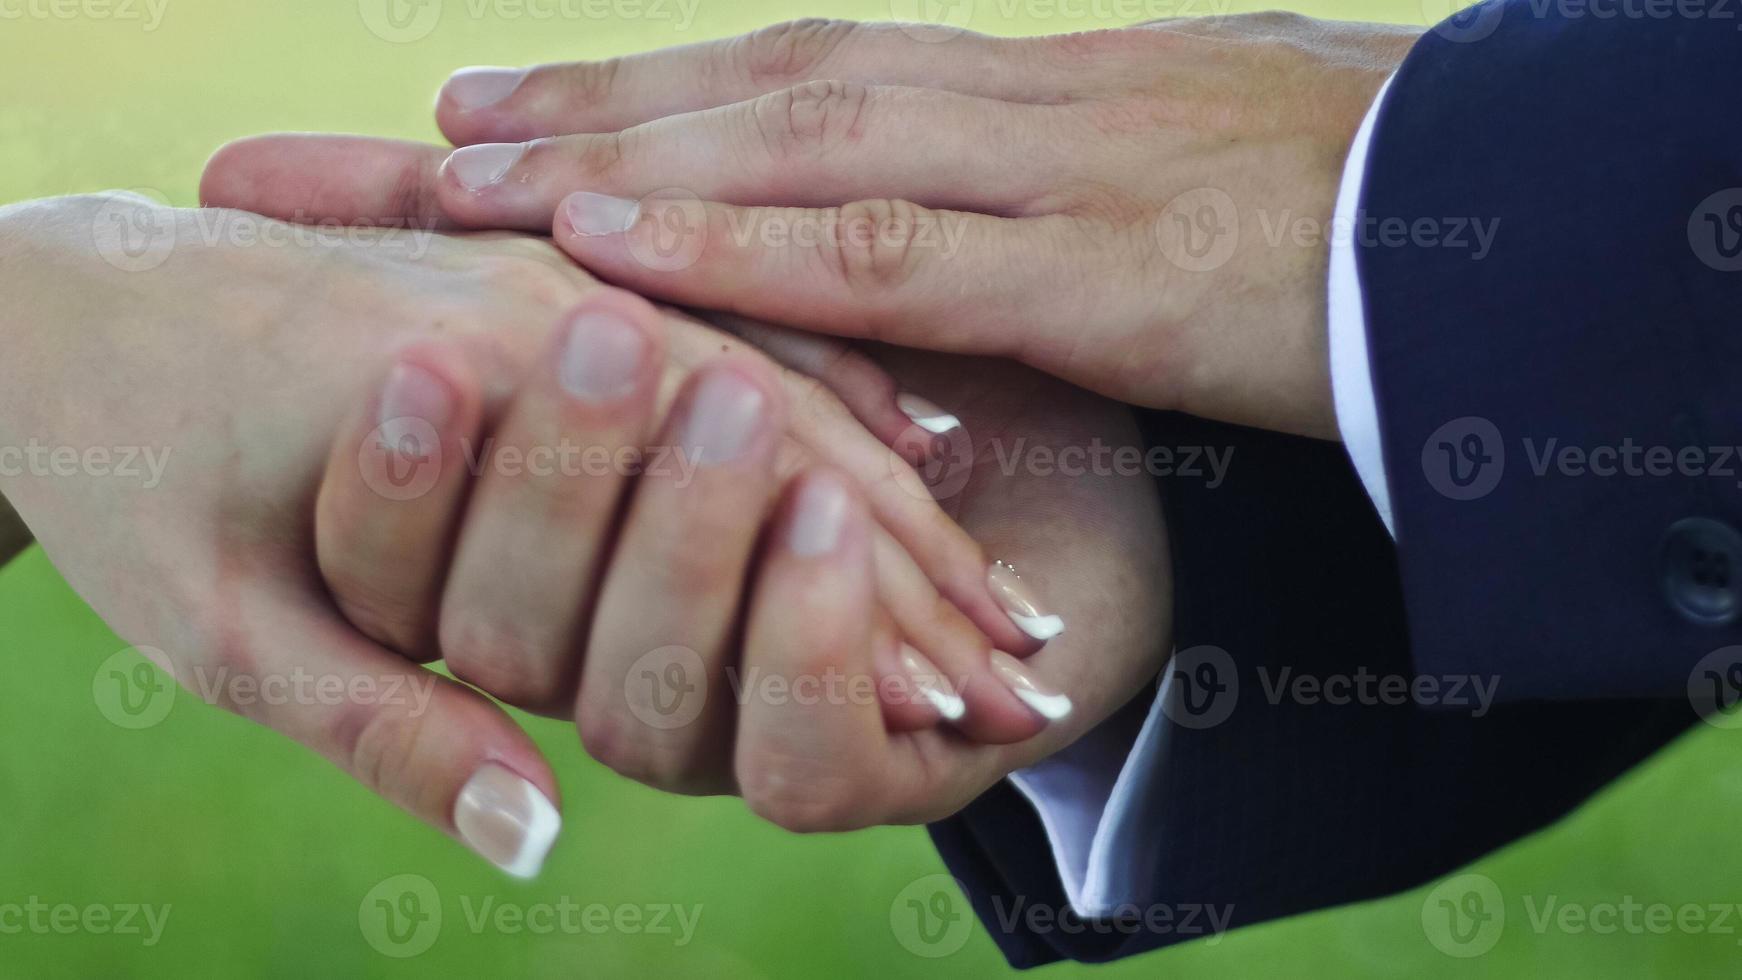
[1007, 611, 1066, 641]
[922, 686, 967, 722]
[897, 393, 961, 434]
[500, 781, 561, 880]
[1011, 687, 1073, 721]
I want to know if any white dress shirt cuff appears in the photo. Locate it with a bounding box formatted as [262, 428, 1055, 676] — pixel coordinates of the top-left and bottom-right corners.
[1327, 73, 1398, 536]
[1004, 73, 1400, 918]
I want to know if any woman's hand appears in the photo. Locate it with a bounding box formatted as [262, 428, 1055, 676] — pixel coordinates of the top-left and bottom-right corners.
[316, 300, 1172, 828]
[0, 192, 1041, 874]
[203, 15, 1417, 438]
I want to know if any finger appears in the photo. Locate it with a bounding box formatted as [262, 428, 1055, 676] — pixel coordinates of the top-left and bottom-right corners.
[575, 358, 785, 796]
[316, 347, 485, 660]
[866, 529, 1051, 744]
[664, 318, 1049, 659]
[186, 596, 561, 878]
[436, 21, 1078, 145]
[704, 311, 995, 521]
[701, 313, 913, 450]
[437, 293, 665, 715]
[734, 468, 893, 831]
[554, 194, 1097, 367]
[201, 135, 454, 228]
[435, 84, 1072, 229]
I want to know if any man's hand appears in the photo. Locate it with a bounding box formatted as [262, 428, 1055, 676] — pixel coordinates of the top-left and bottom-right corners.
[205, 16, 1418, 438]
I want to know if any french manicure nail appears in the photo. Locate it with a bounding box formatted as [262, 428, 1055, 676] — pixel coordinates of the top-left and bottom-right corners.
[990, 650, 1072, 722]
[446, 143, 525, 191]
[559, 311, 646, 402]
[897, 392, 961, 434]
[901, 643, 965, 721]
[377, 362, 454, 459]
[453, 763, 561, 879]
[988, 560, 1065, 640]
[444, 66, 526, 110]
[787, 473, 850, 557]
[681, 370, 766, 467]
[565, 191, 640, 236]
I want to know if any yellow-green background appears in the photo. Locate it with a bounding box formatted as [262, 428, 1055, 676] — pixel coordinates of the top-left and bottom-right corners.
[1, 0, 1736, 976]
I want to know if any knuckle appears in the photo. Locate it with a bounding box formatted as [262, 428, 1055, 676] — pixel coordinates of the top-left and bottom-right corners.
[823, 199, 927, 295]
[544, 57, 623, 107]
[577, 705, 707, 792]
[345, 700, 433, 803]
[750, 80, 872, 161]
[651, 528, 742, 599]
[385, 151, 442, 223]
[739, 749, 865, 833]
[557, 130, 628, 182]
[734, 18, 858, 84]
[329, 578, 428, 657]
[577, 707, 645, 779]
[469, 250, 587, 311]
[439, 612, 565, 706]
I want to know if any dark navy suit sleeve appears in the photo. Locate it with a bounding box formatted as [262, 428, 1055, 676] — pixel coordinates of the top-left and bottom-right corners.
[1360, 2, 1742, 700]
[927, 6, 1725, 967]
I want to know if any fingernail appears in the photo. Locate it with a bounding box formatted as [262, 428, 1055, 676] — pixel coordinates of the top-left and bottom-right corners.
[901, 643, 965, 721]
[565, 191, 640, 237]
[990, 650, 1072, 722]
[787, 473, 850, 557]
[378, 362, 454, 459]
[681, 370, 766, 467]
[444, 66, 526, 110]
[559, 311, 646, 402]
[454, 763, 561, 879]
[897, 392, 961, 434]
[988, 560, 1065, 640]
[446, 143, 525, 191]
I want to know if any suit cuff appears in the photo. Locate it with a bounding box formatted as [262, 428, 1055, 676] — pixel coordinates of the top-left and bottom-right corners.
[1327, 73, 1398, 536]
[1005, 666, 1173, 918]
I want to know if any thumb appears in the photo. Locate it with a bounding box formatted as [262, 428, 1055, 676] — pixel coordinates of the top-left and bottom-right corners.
[172, 593, 561, 879]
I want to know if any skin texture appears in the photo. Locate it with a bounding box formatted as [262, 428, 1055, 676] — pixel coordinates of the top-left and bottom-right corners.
[0, 191, 1072, 853]
[209, 15, 1419, 439]
[194, 29, 1196, 824]
[0, 188, 1170, 847]
[315, 315, 1171, 822]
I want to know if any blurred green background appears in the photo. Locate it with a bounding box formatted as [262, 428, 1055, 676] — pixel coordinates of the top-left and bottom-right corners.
[2, 0, 1738, 976]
